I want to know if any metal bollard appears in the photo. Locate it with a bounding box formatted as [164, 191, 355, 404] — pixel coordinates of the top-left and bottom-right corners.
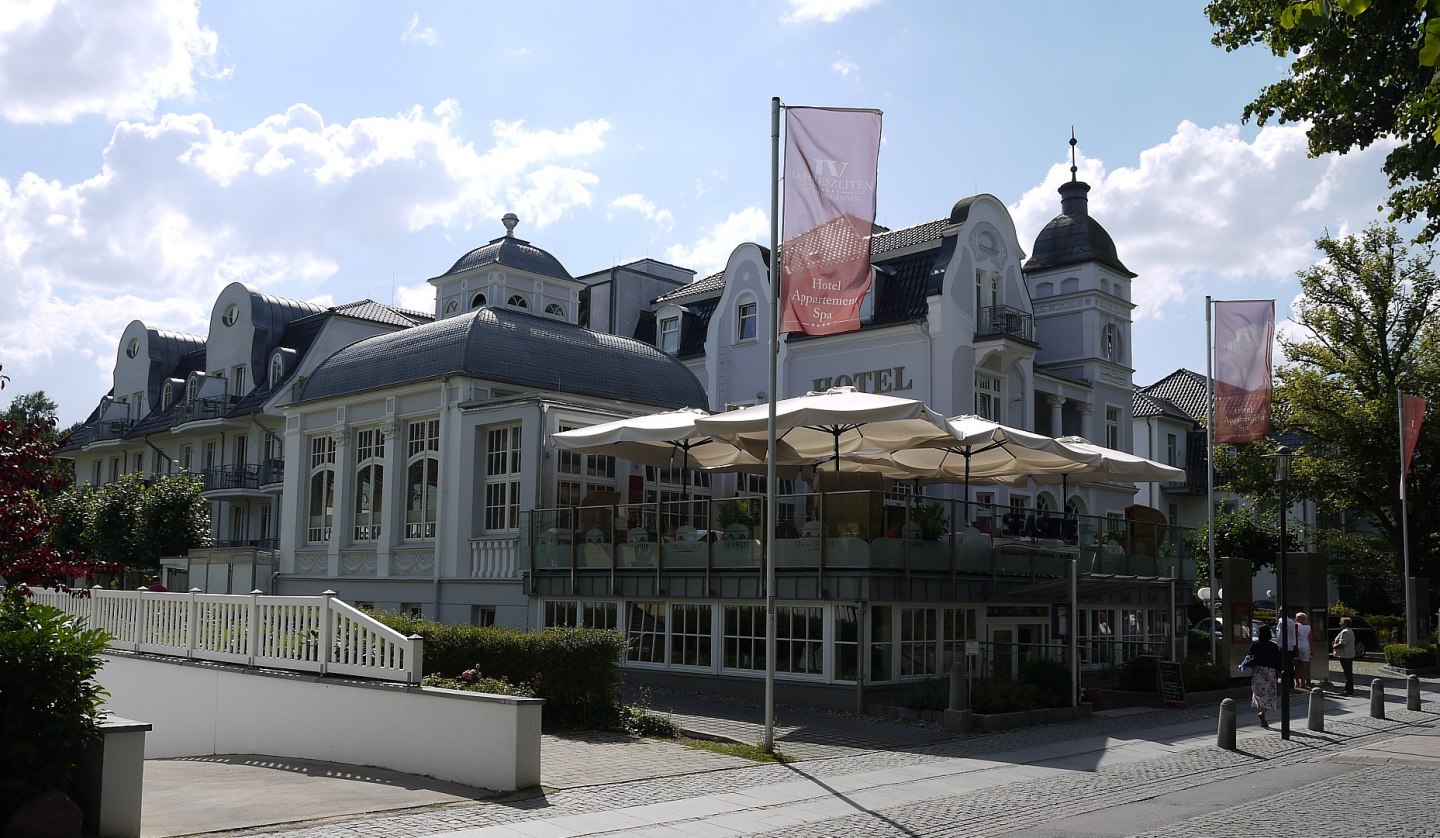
[1370, 679, 1385, 719]
[1409, 675, 1422, 711]
[1218, 697, 1236, 750]
[1308, 687, 1325, 732]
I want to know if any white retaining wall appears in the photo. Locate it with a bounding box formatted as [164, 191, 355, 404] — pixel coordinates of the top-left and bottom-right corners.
[98, 652, 542, 791]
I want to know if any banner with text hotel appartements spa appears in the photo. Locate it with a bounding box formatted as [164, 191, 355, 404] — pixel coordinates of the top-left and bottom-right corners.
[1213, 299, 1274, 444]
[780, 107, 882, 335]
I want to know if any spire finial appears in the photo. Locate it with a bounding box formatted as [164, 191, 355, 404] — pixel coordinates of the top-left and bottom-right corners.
[501, 212, 519, 236]
[1069, 128, 1078, 183]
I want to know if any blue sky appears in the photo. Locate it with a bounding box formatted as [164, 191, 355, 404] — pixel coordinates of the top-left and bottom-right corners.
[0, 0, 1399, 427]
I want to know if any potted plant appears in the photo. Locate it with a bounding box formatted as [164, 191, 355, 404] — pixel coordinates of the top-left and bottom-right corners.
[909, 502, 950, 540]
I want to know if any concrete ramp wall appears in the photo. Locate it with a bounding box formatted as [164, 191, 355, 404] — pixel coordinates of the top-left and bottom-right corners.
[98, 652, 542, 791]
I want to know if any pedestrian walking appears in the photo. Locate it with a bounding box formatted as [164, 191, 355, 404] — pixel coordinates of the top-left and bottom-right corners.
[1246, 623, 1282, 728]
[1332, 616, 1356, 695]
[1293, 612, 1312, 688]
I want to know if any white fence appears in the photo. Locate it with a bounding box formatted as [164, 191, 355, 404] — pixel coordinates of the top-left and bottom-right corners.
[29, 587, 423, 684]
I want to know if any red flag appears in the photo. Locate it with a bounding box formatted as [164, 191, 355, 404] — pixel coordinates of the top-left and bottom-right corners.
[1213, 300, 1274, 443]
[1402, 394, 1426, 475]
[780, 107, 882, 335]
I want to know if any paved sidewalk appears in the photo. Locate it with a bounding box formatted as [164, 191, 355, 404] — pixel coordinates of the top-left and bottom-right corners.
[138, 659, 1437, 837]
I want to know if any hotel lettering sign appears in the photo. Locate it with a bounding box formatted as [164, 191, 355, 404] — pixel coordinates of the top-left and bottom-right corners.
[811, 366, 913, 394]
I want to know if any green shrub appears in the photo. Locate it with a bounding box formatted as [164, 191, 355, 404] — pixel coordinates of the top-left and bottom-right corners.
[0, 588, 110, 822]
[1328, 601, 1358, 617]
[1186, 628, 1213, 657]
[970, 678, 1037, 714]
[620, 689, 678, 738]
[1364, 614, 1403, 646]
[370, 611, 628, 728]
[898, 677, 949, 711]
[1383, 644, 1437, 669]
[1017, 657, 1071, 709]
[1181, 658, 1233, 691]
[1114, 655, 1161, 692]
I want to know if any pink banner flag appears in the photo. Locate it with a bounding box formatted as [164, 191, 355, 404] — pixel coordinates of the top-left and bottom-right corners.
[1402, 394, 1426, 475]
[780, 107, 882, 335]
[1213, 300, 1274, 444]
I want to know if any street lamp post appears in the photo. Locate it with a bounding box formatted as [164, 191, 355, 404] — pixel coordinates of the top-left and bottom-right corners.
[1273, 445, 1292, 741]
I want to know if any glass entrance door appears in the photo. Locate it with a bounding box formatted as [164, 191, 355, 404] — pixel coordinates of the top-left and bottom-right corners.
[988, 620, 1048, 678]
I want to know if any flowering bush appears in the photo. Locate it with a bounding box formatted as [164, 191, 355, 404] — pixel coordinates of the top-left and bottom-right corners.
[422, 667, 538, 697]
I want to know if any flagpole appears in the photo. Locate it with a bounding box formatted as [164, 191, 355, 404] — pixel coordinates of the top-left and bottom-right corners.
[1399, 387, 1413, 646]
[763, 95, 781, 753]
[1205, 296, 1218, 667]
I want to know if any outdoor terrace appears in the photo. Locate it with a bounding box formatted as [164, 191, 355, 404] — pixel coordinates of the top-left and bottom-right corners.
[521, 492, 1194, 591]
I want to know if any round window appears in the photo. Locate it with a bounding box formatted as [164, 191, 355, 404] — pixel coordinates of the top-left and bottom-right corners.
[126, 338, 139, 358]
[222, 303, 239, 327]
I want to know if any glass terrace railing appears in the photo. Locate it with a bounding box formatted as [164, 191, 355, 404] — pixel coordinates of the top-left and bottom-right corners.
[520, 492, 1194, 581]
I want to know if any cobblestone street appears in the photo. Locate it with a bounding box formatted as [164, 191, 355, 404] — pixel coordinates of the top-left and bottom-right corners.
[217, 673, 1439, 838]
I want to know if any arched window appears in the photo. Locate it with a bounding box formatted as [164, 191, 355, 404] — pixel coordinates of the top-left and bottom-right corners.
[222, 303, 239, 327]
[126, 338, 139, 358]
[307, 435, 336, 543]
[507, 293, 529, 309]
[353, 428, 385, 541]
[472, 293, 486, 308]
[545, 302, 565, 318]
[443, 299, 458, 314]
[405, 419, 440, 539]
[270, 353, 284, 386]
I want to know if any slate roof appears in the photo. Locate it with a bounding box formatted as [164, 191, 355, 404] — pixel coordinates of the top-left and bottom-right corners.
[436, 232, 573, 282]
[299, 306, 707, 409]
[656, 271, 728, 305]
[1137, 368, 1210, 422]
[332, 300, 432, 328]
[1132, 389, 1194, 422]
[1024, 181, 1135, 278]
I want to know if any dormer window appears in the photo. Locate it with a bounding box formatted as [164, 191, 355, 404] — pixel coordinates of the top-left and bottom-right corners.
[444, 299, 459, 315]
[736, 300, 757, 341]
[270, 352, 284, 385]
[125, 338, 139, 358]
[659, 316, 680, 353]
[545, 303, 565, 319]
[507, 293, 529, 309]
[472, 293, 486, 308]
[222, 303, 239, 327]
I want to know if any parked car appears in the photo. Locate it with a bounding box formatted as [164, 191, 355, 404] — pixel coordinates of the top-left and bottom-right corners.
[1326, 615, 1379, 657]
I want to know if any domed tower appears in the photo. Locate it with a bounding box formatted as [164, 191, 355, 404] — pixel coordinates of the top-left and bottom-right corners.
[1024, 134, 1137, 449]
[427, 213, 582, 323]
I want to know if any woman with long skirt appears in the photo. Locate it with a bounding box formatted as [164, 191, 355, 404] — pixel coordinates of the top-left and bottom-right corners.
[1248, 623, 1282, 728]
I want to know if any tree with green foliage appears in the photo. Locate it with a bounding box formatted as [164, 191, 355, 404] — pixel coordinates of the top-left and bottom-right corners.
[1208, 0, 1440, 240]
[48, 472, 210, 575]
[1217, 225, 1440, 603]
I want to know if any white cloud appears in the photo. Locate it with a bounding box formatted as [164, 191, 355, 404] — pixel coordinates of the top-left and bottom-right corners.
[608, 193, 675, 231]
[0, 101, 610, 388]
[1009, 121, 1395, 323]
[393, 282, 436, 314]
[665, 207, 769, 276]
[782, 0, 882, 24]
[0, 0, 223, 124]
[832, 56, 858, 77]
[401, 13, 438, 46]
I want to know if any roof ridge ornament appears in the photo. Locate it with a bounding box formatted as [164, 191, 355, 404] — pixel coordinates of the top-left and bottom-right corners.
[502, 212, 519, 237]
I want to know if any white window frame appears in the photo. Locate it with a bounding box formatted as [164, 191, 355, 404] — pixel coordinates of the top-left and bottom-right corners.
[736, 298, 757, 342]
[1105, 405, 1121, 449]
[659, 315, 680, 353]
[405, 419, 440, 540]
[307, 435, 336, 543]
[353, 427, 386, 541]
[484, 423, 522, 532]
[975, 371, 1002, 421]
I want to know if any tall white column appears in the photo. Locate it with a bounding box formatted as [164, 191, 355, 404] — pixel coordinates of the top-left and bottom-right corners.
[1047, 395, 1066, 438]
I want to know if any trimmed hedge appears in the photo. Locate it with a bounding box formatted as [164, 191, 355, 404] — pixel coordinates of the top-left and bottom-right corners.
[1383, 643, 1438, 670]
[371, 611, 627, 728]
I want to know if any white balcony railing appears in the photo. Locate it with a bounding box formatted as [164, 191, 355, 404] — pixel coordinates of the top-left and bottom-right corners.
[27, 587, 423, 684]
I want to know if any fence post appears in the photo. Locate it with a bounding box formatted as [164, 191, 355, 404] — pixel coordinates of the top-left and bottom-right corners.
[247, 589, 263, 666]
[90, 586, 103, 641]
[186, 588, 201, 658]
[135, 588, 149, 652]
[319, 590, 337, 676]
[407, 634, 425, 684]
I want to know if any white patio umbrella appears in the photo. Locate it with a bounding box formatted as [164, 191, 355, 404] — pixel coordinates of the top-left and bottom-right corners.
[692, 386, 954, 470]
[989, 436, 1185, 489]
[552, 408, 781, 497]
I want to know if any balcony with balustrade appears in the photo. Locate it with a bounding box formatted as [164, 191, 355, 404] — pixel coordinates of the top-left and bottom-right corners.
[174, 395, 239, 427]
[200, 463, 272, 499]
[975, 305, 1036, 344]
